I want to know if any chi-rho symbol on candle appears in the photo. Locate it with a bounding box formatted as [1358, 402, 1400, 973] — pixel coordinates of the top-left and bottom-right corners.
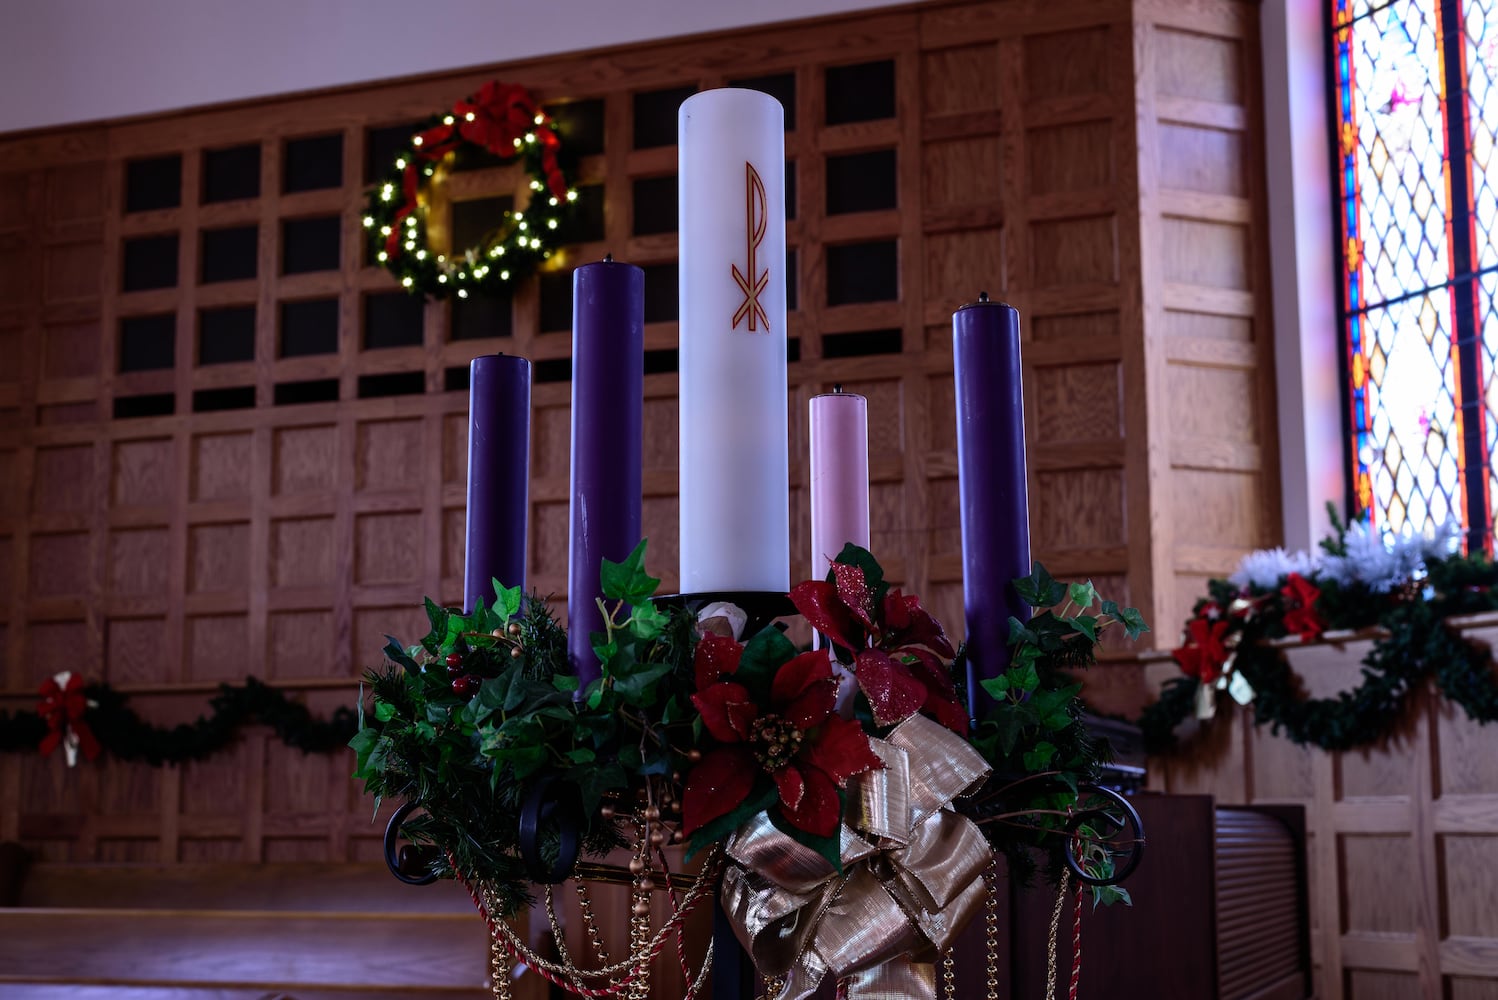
[731, 162, 770, 331]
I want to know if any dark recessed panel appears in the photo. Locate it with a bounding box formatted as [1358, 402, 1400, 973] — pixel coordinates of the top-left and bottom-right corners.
[822, 328, 903, 358]
[280, 298, 340, 357]
[534, 358, 573, 383]
[787, 248, 799, 312]
[826, 240, 899, 306]
[451, 141, 508, 173]
[826, 149, 897, 215]
[274, 378, 340, 406]
[547, 98, 606, 156]
[644, 348, 678, 375]
[282, 216, 342, 274]
[200, 225, 258, 283]
[727, 72, 797, 131]
[192, 386, 256, 412]
[198, 305, 256, 365]
[444, 366, 470, 392]
[632, 175, 678, 236]
[119, 314, 176, 372]
[572, 183, 606, 243]
[538, 269, 574, 334]
[825, 60, 896, 125]
[634, 86, 697, 149]
[202, 144, 261, 203]
[450, 196, 514, 252]
[125, 155, 182, 213]
[357, 371, 425, 398]
[122, 234, 179, 291]
[787, 337, 801, 363]
[452, 288, 513, 341]
[363, 291, 425, 349]
[365, 121, 424, 182]
[283, 133, 344, 193]
[786, 160, 797, 221]
[643, 262, 678, 324]
[113, 393, 176, 419]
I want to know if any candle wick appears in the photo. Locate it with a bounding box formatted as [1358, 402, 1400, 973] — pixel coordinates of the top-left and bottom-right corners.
[604, 252, 614, 263]
[833, 383, 843, 394]
[978, 291, 989, 303]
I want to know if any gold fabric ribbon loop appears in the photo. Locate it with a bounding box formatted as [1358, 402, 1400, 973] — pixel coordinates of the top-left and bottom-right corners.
[721, 714, 994, 1000]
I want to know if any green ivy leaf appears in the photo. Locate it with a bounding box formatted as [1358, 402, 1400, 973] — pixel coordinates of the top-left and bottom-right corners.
[1068, 581, 1097, 611]
[492, 580, 524, 622]
[552, 674, 580, 693]
[1068, 616, 1098, 642]
[1117, 606, 1150, 640]
[736, 626, 797, 697]
[1007, 616, 1040, 648]
[1091, 885, 1132, 910]
[1014, 564, 1066, 609]
[629, 601, 669, 640]
[382, 636, 420, 671]
[374, 700, 396, 722]
[981, 675, 1010, 698]
[600, 539, 660, 606]
[1022, 740, 1056, 770]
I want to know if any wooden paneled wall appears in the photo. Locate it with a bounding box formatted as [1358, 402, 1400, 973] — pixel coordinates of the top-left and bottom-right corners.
[0, 0, 1276, 865]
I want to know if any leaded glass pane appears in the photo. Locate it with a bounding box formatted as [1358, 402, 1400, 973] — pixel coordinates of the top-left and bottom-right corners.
[1483, 273, 1498, 539]
[1359, 292, 1462, 535]
[1466, 0, 1498, 270]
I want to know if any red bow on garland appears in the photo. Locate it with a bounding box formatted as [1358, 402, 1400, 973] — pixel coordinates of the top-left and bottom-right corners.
[37, 671, 100, 766]
[1280, 573, 1326, 642]
[1172, 616, 1231, 684]
[388, 81, 566, 258]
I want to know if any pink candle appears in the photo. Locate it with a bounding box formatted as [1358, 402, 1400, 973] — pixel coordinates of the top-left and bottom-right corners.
[809, 385, 870, 578]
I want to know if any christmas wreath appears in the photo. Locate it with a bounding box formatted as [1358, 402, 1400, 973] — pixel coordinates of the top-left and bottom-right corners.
[1139, 505, 1498, 754]
[364, 80, 579, 300]
[351, 542, 1149, 996]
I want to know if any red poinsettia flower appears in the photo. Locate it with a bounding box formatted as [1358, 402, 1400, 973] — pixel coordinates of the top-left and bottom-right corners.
[1280, 573, 1325, 642]
[790, 557, 966, 735]
[683, 639, 882, 839]
[1172, 617, 1231, 684]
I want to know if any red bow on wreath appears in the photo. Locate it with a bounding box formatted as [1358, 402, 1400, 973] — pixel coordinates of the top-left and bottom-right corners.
[37, 671, 100, 767]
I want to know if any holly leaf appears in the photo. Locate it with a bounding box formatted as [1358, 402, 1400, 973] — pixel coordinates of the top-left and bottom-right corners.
[600, 539, 660, 606]
[421, 598, 450, 654]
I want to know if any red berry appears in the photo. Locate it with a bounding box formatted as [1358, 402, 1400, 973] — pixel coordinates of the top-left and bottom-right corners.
[451, 675, 475, 697]
[446, 662, 465, 678]
[445, 652, 463, 668]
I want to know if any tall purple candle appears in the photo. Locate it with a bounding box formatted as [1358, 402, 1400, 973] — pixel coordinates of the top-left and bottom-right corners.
[568, 256, 645, 688]
[464, 354, 532, 613]
[953, 293, 1031, 720]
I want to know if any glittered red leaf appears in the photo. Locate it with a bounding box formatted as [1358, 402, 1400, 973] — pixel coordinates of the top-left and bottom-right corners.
[778, 763, 841, 838]
[789, 580, 862, 653]
[773, 763, 806, 813]
[803, 714, 883, 785]
[691, 682, 758, 743]
[897, 594, 955, 658]
[772, 650, 838, 729]
[921, 688, 970, 737]
[901, 647, 957, 698]
[682, 746, 758, 836]
[882, 588, 912, 630]
[694, 633, 743, 692]
[854, 648, 927, 727]
[832, 562, 876, 631]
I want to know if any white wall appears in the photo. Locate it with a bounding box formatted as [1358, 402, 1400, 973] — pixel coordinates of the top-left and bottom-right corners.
[0, 0, 908, 134]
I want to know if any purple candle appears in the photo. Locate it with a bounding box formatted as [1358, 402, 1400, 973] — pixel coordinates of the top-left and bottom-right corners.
[464, 354, 532, 613]
[953, 293, 1031, 719]
[568, 256, 645, 687]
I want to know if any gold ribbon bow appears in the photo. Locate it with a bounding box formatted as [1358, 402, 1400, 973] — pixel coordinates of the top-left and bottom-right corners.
[720, 714, 993, 1000]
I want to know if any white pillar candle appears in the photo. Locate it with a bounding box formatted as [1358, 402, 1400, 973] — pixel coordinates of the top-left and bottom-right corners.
[678, 88, 789, 594]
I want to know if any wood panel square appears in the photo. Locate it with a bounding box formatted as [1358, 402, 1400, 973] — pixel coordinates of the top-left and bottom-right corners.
[1159, 123, 1246, 197]
[1162, 218, 1250, 290]
[45, 163, 106, 223]
[180, 839, 243, 862]
[922, 45, 998, 115]
[271, 517, 336, 587]
[265, 740, 333, 814]
[111, 437, 172, 507]
[108, 527, 170, 595]
[265, 838, 330, 862]
[1033, 362, 1122, 442]
[442, 413, 468, 485]
[354, 511, 422, 584]
[356, 418, 422, 492]
[642, 397, 678, 470]
[42, 321, 100, 379]
[34, 444, 94, 513]
[1024, 28, 1110, 99]
[27, 620, 90, 685]
[835, 379, 903, 456]
[29, 531, 89, 597]
[1338, 733, 1419, 800]
[273, 424, 338, 495]
[1033, 468, 1125, 550]
[1027, 121, 1113, 195]
[1030, 310, 1118, 345]
[533, 405, 571, 479]
[870, 481, 907, 559]
[191, 431, 253, 501]
[926, 476, 961, 558]
[1437, 696, 1498, 795]
[1343, 835, 1418, 933]
[1168, 363, 1258, 443]
[1344, 971, 1419, 1000]
[0, 534, 10, 606]
[95, 755, 162, 816]
[531, 501, 569, 583]
[185, 613, 250, 680]
[1156, 28, 1242, 105]
[442, 508, 465, 580]
[923, 137, 1001, 210]
[1168, 469, 1267, 549]
[43, 242, 102, 304]
[1441, 835, 1498, 938]
[1247, 724, 1315, 800]
[22, 751, 84, 815]
[641, 496, 678, 588]
[267, 608, 336, 678]
[924, 229, 1004, 312]
[1030, 215, 1117, 286]
[97, 839, 158, 862]
[188, 522, 250, 592]
[0, 449, 15, 514]
[1164, 308, 1252, 342]
[353, 604, 429, 672]
[105, 616, 166, 684]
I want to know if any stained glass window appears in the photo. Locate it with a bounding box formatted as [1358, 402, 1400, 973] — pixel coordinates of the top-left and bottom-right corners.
[1331, 0, 1498, 550]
